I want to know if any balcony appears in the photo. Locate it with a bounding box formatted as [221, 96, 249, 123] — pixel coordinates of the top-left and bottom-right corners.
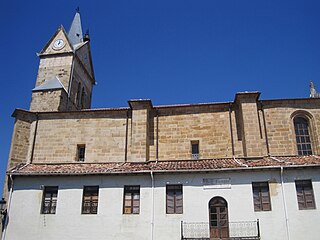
[181, 220, 260, 240]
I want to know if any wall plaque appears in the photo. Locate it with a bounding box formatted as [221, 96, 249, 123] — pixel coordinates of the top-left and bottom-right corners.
[203, 178, 231, 189]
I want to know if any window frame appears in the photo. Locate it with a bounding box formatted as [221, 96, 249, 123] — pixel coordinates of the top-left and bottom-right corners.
[41, 186, 58, 214]
[81, 186, 99, 214]
[123, 185, 140, 214]
[295, 180, 316, 210]
[166, 184, 183, 214]
[77, 144, 86, 162]
[252, 182, 271, 212]
[76, 82, 81, 108]
[293, 116, 313, 156]
[81, 87, 85, 109]
[191, 140, 200, 160]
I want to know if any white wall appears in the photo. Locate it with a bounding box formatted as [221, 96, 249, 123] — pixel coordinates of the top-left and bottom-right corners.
[4, 168, 320, 240]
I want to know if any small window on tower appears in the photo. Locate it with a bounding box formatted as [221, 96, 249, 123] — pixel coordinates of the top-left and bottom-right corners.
[77, 144, 86, 161]
[191, 141, 199, 160]
[76, 82, 81, 108]
[81, 87, 85, 109]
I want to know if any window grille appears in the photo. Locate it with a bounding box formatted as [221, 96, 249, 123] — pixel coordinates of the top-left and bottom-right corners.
[77, 145, 86, 161]
[82, 186, 99, 214]
[123, 186, 140, 214]
[41, 186, 58, 214]
[294, 117, 312, 155]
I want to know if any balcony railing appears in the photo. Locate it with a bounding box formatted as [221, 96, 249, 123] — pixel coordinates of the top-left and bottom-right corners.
[181, 220, 260, 240]
[192, 154, 200, 160]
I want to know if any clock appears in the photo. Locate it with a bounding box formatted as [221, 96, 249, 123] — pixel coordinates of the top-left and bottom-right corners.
[53, 39, 65, 50]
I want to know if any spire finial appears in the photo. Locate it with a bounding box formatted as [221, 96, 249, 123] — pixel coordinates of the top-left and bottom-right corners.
[76, 7, 80, 13]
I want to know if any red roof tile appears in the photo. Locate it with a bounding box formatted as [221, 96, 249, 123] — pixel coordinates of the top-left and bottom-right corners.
[8, 155, 320, 176]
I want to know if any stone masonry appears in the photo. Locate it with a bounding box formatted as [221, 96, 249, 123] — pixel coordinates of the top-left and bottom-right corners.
[7, 95, 320, 169]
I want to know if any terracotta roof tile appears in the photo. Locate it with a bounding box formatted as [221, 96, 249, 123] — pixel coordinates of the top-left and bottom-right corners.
[8, 155, 320, 176]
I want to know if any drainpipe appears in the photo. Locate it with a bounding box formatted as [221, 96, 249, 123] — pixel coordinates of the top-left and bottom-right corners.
[280, 167, 290, 240]
[229, 103, 235, 156]
[260, 102, 270, 156]
[2, 175, 14, 240]
[156, 109, 159, 162]
[125, 110, 129, 162]
[29, 113, 39, 164]
[150, 171, 155, 240]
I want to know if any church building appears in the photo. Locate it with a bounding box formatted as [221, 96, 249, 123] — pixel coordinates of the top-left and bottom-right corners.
[2, 11, 320, 240]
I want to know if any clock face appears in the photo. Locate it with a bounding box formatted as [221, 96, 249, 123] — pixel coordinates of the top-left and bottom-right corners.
[53, 39, 65, 50]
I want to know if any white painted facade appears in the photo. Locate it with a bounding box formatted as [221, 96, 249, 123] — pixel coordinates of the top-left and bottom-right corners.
[5, 168, 320, 240]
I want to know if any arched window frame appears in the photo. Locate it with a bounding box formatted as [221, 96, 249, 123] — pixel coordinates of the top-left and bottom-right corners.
[291, 111, 316, 156]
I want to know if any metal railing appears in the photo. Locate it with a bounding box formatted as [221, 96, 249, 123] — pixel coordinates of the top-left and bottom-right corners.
[181, 220, 260, 240]
[192, 154, 200, 160]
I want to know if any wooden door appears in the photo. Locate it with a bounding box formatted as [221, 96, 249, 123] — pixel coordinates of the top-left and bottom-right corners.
[209, 197, 229, 239]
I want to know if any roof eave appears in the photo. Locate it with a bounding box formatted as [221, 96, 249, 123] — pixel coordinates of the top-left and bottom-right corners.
[8, 164, 320, 177]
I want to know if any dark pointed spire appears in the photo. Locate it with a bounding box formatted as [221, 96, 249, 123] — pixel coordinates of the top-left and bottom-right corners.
[68, 9, 83, 46]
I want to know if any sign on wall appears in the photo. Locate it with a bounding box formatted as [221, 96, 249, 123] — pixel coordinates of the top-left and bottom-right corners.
[203, 178, 231, 189]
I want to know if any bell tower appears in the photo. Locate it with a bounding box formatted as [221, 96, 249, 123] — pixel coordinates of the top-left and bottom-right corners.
[30, 10, 95, 112]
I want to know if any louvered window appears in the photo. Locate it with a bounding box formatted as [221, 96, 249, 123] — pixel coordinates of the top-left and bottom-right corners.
[252, 182, 271, 211]
[82, 186, 99, 214]
[166, 184, 183, 214]
[41, 186, 58, 214]
[123, 186, 140, 214]
[295, 180, 315, 210]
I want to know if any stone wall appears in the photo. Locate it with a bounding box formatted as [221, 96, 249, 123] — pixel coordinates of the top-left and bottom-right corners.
[151, 104, 233, 160]
[30, 90, 68, 112]
[263, 99, 320, 156]
[35, 55, 73, 90]
[32, 110, 129, 163]
[9, 94, 320, 166]
[7, 111, 35, 169]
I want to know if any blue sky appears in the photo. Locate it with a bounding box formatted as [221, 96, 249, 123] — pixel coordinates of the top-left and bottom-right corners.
[1, 0, 320, 189]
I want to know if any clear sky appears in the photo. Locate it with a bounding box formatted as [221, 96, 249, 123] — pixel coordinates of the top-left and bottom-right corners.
[1, 0, 320, 189]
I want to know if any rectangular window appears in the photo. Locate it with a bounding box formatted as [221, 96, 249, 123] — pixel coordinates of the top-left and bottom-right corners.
[191, 141, 199, 160]
[295, 180, 315, 210]
[41, 186, 58, 214]
[252, 182, 271, 211]
[77, 144, 86, 161]
[123, 185, 140, 214]
[166, 184, 183, 214]
[82, 186, 99, 214]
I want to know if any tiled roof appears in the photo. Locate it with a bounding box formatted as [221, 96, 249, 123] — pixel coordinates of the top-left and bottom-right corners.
[8, 156, 320, 176]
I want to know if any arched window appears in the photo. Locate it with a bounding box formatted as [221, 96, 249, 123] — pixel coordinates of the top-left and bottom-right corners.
[294, 117, 312, 155]
[76, 82, 81, 108]
[81, 87, 85, 109]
